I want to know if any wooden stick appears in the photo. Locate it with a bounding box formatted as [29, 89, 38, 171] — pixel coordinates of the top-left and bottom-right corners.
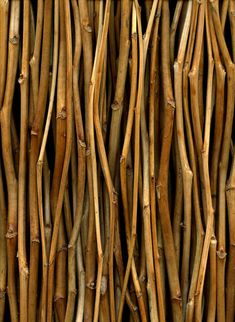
[18, 1, 30, 320]
[0, 2, 20, 321]
[157, 1, 182, 320]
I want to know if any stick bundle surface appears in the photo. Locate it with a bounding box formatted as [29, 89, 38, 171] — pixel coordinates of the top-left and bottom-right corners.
[0, 0, 235, 321]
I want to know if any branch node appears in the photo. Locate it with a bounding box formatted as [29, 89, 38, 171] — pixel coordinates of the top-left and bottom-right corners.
[216, 248, 227, 259]
[156, 183, 162, 199]
[167, 99, 176, 109]
[111, 101, 122, 111]
[86, 281, 96, 290]
[100, 275, 108, 295]
[78, 139, 86, 149]
[54, 295, 65, 303]
[9, 35, 19, 45]
[18, 73, 27, 84]
[82, 24, 92, 33]
[31, 238, 40, 244]
[56, 107, 67, 119]
[57, 244, 67, 253]
[0, 289, 6, 299]
[6, 229, 17, 239]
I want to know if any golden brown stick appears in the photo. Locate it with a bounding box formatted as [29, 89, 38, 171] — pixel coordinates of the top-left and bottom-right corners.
[29, 1, 53, 320]
[210, 2, 235, 321]
[172, 128, 183, 272]
[146, 3, 165, 321]
[36, 0, 59, 319]
[90, 3, 121, 321]
[65, 0, 86, 320]
[138, 0, 160, 319]
[18, 1, 30, 320]
[225, 3, 235, 321]
[78, 1, 96, 320]
[0, 2, 20, 321]
[180, 3, 204, 320]
[220, 0, 229, 30]
[0, 0, 9, 109]
[170, 0, 184, 65]
[194, 5, 214, 320]
[75, 234, 86, 322]
[108, 0, 117, 90]
[206, 6, 225, 321]
[108, 0, 130, 181]
[30, 0, 44, 111]
[174, 2, 193, 316]
[156, 1, 182, 321]
[0, 161, 7, 322]
[50, 2, 68, 319]
[46, 0, 73, 321]
[119, 4, 147, 321]
[209, 6, 225, 214]
[206, 237, 217, 322]
[188, 2, 205, 211]
[225, 153, 235, 322]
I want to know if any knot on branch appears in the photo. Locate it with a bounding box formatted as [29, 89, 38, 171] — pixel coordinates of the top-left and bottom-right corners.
[111, 101, 122, 111]
[171, 292, 182, 304]
[131, 32, 137, 40]
[18, 73, 27, 84]
[0, 289, 6, 299]
[139, 275, 146, 283]
[57, 244, 67, 253]
[37, 160, 44, 167]
[85, 147, 91, 156]
[120, 155, 125, 164]
[143, 204, 150, 216]
[112, 189, 118, 204]
[56, 107, 67, 119]
[226, 183, 235, 191]
[156, 183, 162, 199]
[67, 243, 73, 250]
[54, 295, 65, 303]
[231, 11, 235, 16]
[86, 281, 96, 290]
[78, 139, 86, 149]
[210, 235, 217, 246]
[187, 298, 194, 307]
[217, 248, 227, 260]
[31, 129, 39, 136]
[167, 99, 176, 109]
[31, 238, 40, 244]
[82, 23, 92, 33]
[71, 288, 77, 295]
[6, 229, 17, 239]
[100, 275, 108, 295]
[9, 35, 19, 45]
[20, 265, 29, 277]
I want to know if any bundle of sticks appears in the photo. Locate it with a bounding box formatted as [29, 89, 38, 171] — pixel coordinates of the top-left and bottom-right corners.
[1, 0, 235, 321]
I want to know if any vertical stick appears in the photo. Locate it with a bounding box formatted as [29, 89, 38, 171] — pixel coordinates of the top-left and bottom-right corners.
[0, 2, 20, 321]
